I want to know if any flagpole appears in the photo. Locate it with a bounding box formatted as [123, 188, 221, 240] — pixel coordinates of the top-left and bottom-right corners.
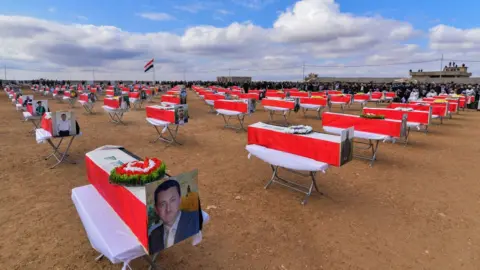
[153, 65, 156, 85]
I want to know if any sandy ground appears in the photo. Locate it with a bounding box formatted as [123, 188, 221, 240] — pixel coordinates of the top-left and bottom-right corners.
[1, 89, 480, 270]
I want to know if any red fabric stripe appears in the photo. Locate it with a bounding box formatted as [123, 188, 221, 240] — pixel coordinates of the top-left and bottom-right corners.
[27, 104, 33, 114]
[261, 99, 295, 109]
[237, 93, 259, 100]
[247, 126, 341, 166]
[40, 115, 53, 133]
[330, 95, 351, 103]
[322, 112, 402, 137]
[80, 94, 89, 102]
[146, 106, 175, 122]
[299, 97, 327, 106]
[354, 94, 369, 101]
[214, 100, 248, 113]
[265, 92, 286, 98]
[104, 98, 120, 108]
[161, 95, 180, 104]
[129, 92, 140, 98]
[85, 157, 148, 252]
[204, 94, 225, 101]
[289, 92, 309, 98]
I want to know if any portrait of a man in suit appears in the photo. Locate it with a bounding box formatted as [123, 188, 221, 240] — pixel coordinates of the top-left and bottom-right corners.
[148, 179, 200, 254]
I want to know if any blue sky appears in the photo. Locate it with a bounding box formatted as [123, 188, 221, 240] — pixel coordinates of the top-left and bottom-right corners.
[3, 0, 475, 34]
[1, 0, 478, 80]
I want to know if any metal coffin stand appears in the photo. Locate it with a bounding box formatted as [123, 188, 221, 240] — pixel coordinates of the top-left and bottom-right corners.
[45, 136, 77, 169]
[150, 124, 182, 146]
[221, 113, 246, 132]
[265, 166, 323, 205]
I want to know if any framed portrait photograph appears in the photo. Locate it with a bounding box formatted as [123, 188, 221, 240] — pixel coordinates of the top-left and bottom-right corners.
[51, 111, 78, 137]
[32, 100, 48, 116]
[174, 105, 189, 125]
[146, 169, 201, 255]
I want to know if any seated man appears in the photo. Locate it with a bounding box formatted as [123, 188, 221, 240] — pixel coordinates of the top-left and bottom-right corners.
[148, 179, 200, 253]
[57, 113, 71, 136]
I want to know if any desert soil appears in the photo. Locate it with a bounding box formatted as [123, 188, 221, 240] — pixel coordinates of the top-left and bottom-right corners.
[1, 89, 480, 270]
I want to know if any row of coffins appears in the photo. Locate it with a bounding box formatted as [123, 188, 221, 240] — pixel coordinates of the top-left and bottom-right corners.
[5, 86, 206, 269]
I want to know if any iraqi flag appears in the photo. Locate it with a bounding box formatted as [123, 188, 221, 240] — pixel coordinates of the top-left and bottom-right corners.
[144, 59, 154, 72]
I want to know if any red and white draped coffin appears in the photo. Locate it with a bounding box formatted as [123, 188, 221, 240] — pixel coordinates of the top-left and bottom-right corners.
[370, 92, 384, 101]
[214, 99, 248, 114]
[322, 112, 406, 139]
[161, 95, 180, 104]
[329, 95, 351, 104]
[311, 92, 327, 98]
[261, 99, 295, 110]
[106, 89, 115, 97]
[299, 97, 327, 106]
[85, 147, 155, 253]
[388, 103, 447, 118]
[236, 93, 259, 100]
[247, 122, 352, 167]
[385, 92, 396, 100]
[363, 107, 430, 126]
[354, 93, 370, 103]
[79, 93, 90, 103]
[104, 98, 120, 109]
[289, 91, 309, 98]
[146, 105, 175, 123]
[265, 91, 286, 99]
[410, 100, 457, 114]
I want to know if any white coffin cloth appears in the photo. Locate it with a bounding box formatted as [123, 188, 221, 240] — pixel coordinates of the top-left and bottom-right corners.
[205, 100, 215, 106]
[323, 126, 391, 141]
[299, 104, 323, 110]
[16, 103, 23, 110]
[102, 105, 126, 113]
[23, 112, 41, 121]
[146, 117, 171, 127]
[63, 96, 71, 100]
[263, 106, 290, 112]
[35, 128, 53, 144]
[129, 98, 140, 103]
[72, 184, 210, 269]
[246, 144, 329, 173]
[216, 109, 244, 116]
[330, 101, 347, 105]
[353, 100, 368, 104]
[160, 102, 177, 106]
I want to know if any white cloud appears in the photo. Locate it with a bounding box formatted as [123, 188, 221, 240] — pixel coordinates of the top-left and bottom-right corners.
[2, 0, 477, 81]
[137, 12, 175, 21]
[174, 3, 207, 13]
[216, 9, 233, 15]
[429, 24, 480, 52]
[48, 7, 56, 13]
[76, 15, 88, 21]
[231, 0, 275, 9]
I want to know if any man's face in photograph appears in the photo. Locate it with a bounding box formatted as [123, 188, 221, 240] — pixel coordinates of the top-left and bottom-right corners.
[155, 186, 181, 226]
[61, 114, 67, 121]
[178, 108, 185, 119]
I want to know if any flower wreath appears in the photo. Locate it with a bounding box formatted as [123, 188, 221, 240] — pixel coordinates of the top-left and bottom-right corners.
[109, 158, 166, 186]
[285, 125, 313, 134]
[359, 113, 385, 119]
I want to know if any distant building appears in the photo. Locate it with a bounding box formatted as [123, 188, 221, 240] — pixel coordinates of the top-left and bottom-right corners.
[410, 64, 472, 79]
[217, 76, 252, 83]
